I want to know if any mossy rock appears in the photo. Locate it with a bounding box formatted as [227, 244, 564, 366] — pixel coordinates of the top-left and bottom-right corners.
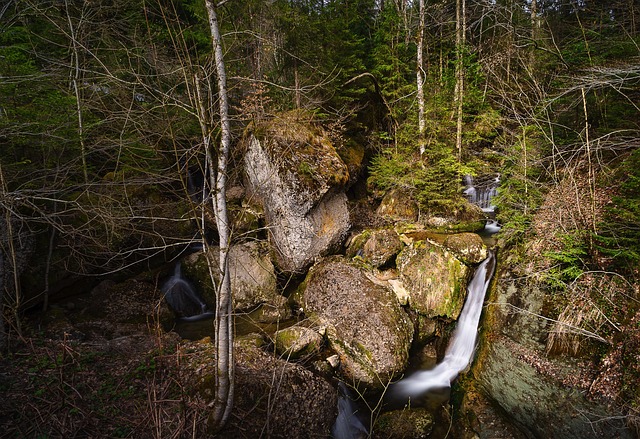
[228, 204, 262, 239]
[373, 408, 434, 438]
[299, 256, 413, 388]
[376, 188, 419, 222]
[336, 139, 365, 187]
[274, 326, 324, 360]
[444, 232, 488, 265]
[396, 240, 469, 319]
[243, 112, 350, 213]
[183, 241, 285, 317]
[346, 228, 404, 268]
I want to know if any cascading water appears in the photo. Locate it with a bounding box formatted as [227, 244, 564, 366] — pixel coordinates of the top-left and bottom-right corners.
[332, 383, 369, 439]
[463, 174, 500, 213]
[161, 262, 213, 322]
[388, 251, 496, 402]
[333, 176, 501, 435]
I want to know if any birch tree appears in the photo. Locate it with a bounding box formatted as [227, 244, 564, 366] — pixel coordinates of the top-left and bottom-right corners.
[417, 0, 426, 154]
[202, 0, 234, 430]
[455, 0, 466, 161]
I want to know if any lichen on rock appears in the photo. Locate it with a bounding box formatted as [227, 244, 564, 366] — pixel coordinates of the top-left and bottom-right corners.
[297, 256, 413, 388]
[396, 240, 469, 319]
[242, 114, 351, 273]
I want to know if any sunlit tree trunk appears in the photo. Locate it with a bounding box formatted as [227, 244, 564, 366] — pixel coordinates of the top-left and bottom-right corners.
[203, 0, 234, 430]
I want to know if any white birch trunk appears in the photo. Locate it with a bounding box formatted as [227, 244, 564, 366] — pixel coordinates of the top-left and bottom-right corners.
[204, 0, 234, 430]
[417, 0, 426, 154]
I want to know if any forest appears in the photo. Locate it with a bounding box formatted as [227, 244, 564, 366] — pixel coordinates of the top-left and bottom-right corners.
[1, 0, 640, 437]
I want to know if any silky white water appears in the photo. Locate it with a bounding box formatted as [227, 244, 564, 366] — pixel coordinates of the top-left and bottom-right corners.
[390, 251, 496, 399]
[161, 262, 212, 320]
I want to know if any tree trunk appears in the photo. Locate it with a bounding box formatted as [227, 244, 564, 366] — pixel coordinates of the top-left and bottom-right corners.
[203, 0, 234, 431]
[455, 0, 466, 161]
[0, 247, 5, 352]
[64, 0, 88, 183]
[417, 0, 425, 154]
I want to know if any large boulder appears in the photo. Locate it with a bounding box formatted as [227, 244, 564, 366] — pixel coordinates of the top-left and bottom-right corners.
[346, 228, 404, 268]
[376, 188, 419, 223]
[297, 256, 413, 388]
[183, 338, 338, 438]
[443, 232, 487, 265]
[396, 240, 470, 319]
[243, 114, 351, 273]
[469, 274, 637, 439]
[183, 241, 288, 321]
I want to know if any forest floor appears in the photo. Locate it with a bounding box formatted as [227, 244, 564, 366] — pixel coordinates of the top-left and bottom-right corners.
[0, 278, 209, 439]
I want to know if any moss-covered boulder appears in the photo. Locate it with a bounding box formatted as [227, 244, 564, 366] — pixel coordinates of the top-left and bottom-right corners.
[183, 241, 288, 321]
[376, 188, 419, 222]
[470, 272, 637, 439]
[396, 241, 470, 319]
[422, 201, 486, 233]
[297, 256, 413, 388]
[444, 232, 488, 265]
[336, 139, 365, 188]
[346, 228, 404, 268]
[243, 113, 351, 273]
[274, 325, 324, 360]
[373, 408, 434, 439]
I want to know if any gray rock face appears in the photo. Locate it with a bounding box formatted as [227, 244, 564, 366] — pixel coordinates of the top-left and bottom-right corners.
[243, 119, 351, 273]
[299, 257, 413, 388]
[226, 241, 278, 311]
[396, 241, 469, 319]
[472, 276, 636, 439]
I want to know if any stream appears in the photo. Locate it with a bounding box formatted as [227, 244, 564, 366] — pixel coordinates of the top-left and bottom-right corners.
[389, 250, 496, 402]
[333, 174, 500, 438]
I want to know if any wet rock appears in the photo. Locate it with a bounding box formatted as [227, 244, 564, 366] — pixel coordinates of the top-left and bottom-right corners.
[296, 256, 413, 388]
[396, 240, 470, 319]
[243, 114, 351, 273]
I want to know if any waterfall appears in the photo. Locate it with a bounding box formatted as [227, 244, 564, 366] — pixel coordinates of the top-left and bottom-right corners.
[332, 383, 369, 439]
[161, 262, 213, 321]
[463, 174, 500, 213]
[389, 251, 496, 401]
